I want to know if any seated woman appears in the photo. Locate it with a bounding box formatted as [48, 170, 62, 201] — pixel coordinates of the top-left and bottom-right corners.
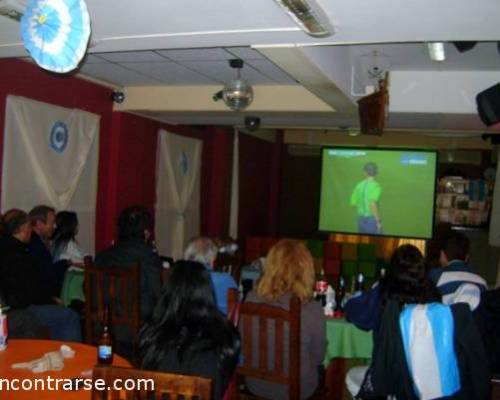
[346, 244, 489, 399]
[243, 239, 327, 400]
[52, 211, 88, 265]
[139, 261, 240, 400]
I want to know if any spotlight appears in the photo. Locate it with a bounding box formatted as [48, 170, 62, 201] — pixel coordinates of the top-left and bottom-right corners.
[111, 91, 125, 104]
[452, 41, 477, 53]
[245, 116, 260, 132]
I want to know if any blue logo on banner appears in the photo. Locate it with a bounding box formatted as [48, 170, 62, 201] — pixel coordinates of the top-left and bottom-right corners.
[179, 152, 189, 175]
[50, 121, 68, 153]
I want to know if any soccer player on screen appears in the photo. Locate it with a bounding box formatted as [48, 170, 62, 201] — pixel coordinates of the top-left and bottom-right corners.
[350, 162, 382, 234]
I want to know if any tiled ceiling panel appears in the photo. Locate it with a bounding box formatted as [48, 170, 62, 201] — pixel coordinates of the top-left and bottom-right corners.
[121, 62, 218, 85]
[78, 47, 298, 86]
[246, 59, 297, 84]
[84, 54, 109, 64]
[99, 51, 168, 63]
[181, 60, 275, 85]
[157, 48, 233, 62]
[226, 47, 266, 60]
[80, 63, 162, 86]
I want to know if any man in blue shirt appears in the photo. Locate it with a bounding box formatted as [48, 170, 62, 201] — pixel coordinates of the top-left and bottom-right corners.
[429, 231, 487, 311]
[184, 237, 238, 315]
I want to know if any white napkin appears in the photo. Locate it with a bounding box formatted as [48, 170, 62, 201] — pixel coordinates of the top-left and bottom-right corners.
[12, 345, 75, 373]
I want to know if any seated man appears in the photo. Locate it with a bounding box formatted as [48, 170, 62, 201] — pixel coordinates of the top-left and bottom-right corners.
[429, 231, 488, 311]
[28, 205, 70, 298]
[95, 206, 162, 321]
[0, 209, 81, 342]
[184, 237, 238, 315]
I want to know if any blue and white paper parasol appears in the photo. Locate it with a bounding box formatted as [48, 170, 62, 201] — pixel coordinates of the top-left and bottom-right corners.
[20, 0, 91, 73]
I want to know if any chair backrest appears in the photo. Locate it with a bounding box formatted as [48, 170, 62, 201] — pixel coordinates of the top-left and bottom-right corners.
[214, 251, 241, 283]
[228, 288, 301, 400]
[84, 261, 140, 345]
[91, 366, 212, 400]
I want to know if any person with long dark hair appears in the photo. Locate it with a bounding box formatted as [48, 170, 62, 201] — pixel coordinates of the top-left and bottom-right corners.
[140, 261, 240, 400]
[52, 211, 88, 264]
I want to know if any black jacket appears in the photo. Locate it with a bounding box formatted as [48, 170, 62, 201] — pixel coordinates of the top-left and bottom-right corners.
[95, 240, 162, 320]
[359, 301, 490, 400]
[0, 235, 53, 309]
[28, 233, 69, 298]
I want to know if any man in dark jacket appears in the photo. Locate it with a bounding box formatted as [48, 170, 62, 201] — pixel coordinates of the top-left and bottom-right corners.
[95, 205, 162, 321]
[28, 205, 70, 298]
[0, 209, 81, 341]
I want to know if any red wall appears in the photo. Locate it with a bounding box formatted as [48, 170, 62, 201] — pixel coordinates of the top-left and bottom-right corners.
[0, 59, 280, 252]
[0, 58, 115, 250]
[0, 59, 236, 252]
[103, 114, 235, 248]
[238, 133, 283, 242]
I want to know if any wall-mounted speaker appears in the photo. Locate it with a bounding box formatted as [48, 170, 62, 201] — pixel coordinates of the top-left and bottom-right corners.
[476, 83, 500, 126]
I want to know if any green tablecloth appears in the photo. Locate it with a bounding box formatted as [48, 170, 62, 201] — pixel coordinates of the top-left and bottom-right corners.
[60, 268, 85, 306]
[324, 318, 373, 364]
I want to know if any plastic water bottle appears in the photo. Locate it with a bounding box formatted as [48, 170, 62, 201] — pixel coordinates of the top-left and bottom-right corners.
[325, 285, 336, 316]
[0, 306, 7, 351]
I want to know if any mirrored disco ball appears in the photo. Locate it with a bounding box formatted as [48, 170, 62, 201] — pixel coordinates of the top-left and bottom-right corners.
[222, 79, 254, 111]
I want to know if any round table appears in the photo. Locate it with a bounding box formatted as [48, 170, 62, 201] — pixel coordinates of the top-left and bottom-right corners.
[0, 339, 131, 399]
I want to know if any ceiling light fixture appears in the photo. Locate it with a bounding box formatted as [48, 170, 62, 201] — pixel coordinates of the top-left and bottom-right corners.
[219, 59, 254, 112]
[273, 0, 334, 38]
[427, 42, 446, 62]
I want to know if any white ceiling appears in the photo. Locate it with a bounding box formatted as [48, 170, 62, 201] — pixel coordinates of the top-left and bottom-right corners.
[1, 0, 500, 132]
[80, 47, 297, 86]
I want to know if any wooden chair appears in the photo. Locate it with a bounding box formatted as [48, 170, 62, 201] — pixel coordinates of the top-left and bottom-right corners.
[91, 366, 212, 400]
[215, 251, 242, 283]
[84, 261, 140, 352]
[228, 288, 301, 400]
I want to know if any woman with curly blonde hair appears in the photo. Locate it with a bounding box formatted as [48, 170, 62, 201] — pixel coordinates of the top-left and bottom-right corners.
[243, 239, 327, 400]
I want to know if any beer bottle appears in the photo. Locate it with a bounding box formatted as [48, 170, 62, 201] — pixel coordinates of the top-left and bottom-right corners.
[335, 276, 346, 312]
[97, 305, 113, 364]
[355, 273, 365, 293]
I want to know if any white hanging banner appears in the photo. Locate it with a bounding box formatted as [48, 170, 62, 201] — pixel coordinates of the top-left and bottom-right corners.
[489, 146, 500, 247]
[155, 130, 202, 260]
[1, 95, 99, 254]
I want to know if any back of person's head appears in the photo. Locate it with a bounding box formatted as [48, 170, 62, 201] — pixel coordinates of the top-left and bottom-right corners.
[184, 237, 218, 266]
[3, 209, 30, 236]
[53, 211, 79, 252]
[53, 211, 78, 240]
[29, 205, 55, 226]
[442, 231, 470, 262]
[382, 244, 441, 307]
[364, 162, 378, 177]
[257, 239, 315, 303]
[425, 223, 453, 269]
[117, 206, 152, 242]
[140, 260, 239, 370]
